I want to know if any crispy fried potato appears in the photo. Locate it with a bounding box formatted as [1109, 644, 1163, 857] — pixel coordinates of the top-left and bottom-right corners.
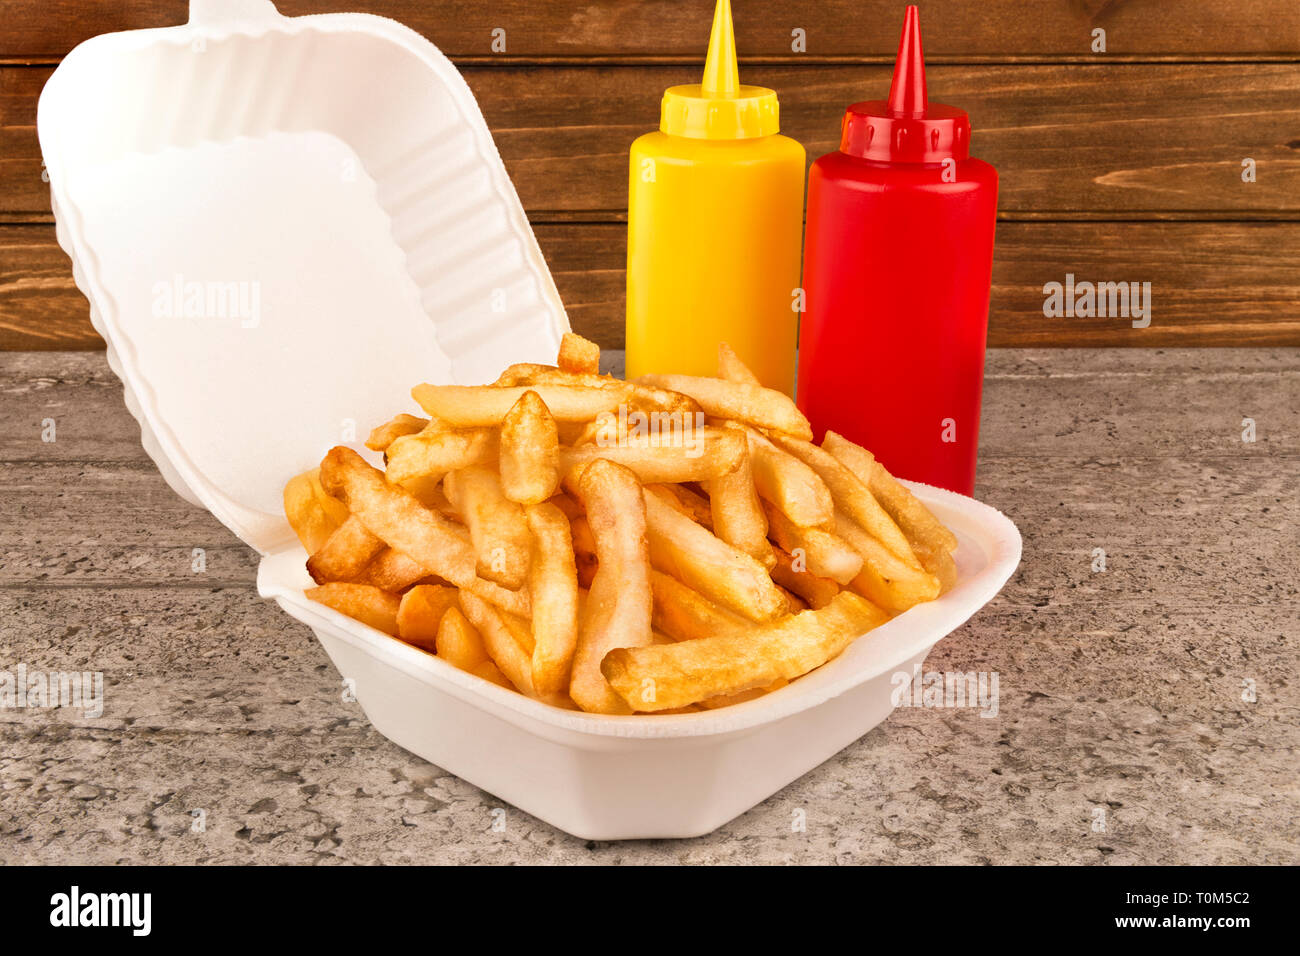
[306, 515, 386, 584]
[358, 548, 430, 592]
[396, 584, 459, 652]
[703, 429, 773, 568]
[636, 374, 812, 439]
[284, 468, 351, 554]
[559, 426, 743, 486]
[570, 460, 654, 714]
[769, 433, 920, 568]
[835, 512, 941, 613]
[601, 591, 890, 711]
[557, 331, 601, 374]
[412, 383, 632, 426]
[318, 446, 478, 587]
[365, 413, 429, 452]
[306, 583, 401, 636]
[822, 429, 959, 555]
[499, 390, 560, 505]
[443, 465, 531, 589]
[770, 547, 841, 610]
[649, 570, 749, 642]
[384, 428, 497, 484]
[698, 677, 788, 710]
[717, 342, 763, 386]
[643, 489, 786, 623]
[526, 503, 580, 697]
[742, 426, 834, 528]
[496, 365, 700, 417]
[459, 590, 536, 696]
[761, 501, 864, 585]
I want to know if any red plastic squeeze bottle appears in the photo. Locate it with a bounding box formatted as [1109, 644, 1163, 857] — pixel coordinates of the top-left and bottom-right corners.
[797, 5, 998, 496]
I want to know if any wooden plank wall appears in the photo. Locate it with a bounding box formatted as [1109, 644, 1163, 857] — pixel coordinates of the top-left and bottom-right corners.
[2, 1, 1299, 349]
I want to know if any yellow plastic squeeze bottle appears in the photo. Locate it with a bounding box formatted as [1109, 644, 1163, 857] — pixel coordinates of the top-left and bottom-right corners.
[625, 0, 805, 394]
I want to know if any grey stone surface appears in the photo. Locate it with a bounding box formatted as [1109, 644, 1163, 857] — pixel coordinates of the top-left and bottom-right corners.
[1, 349, 1296, 864]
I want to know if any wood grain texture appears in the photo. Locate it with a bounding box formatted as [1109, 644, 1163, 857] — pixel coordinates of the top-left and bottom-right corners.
[6, 221, 1298, 350]
[3, 1, 1300, 60]
[1, 349, 1296, 864]
[5, 62, 1299, 217]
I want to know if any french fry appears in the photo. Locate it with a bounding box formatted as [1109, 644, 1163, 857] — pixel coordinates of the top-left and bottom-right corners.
[559, 426, 744, 485]
[495, 365, 700, 417]
[769, 433, 920, 569]
[306, 583, 401, 637]
[716, 342, 762, 386]
[384, 427, 497, 484]
[636, 374, 812, 439]
[396, 584, 460, 652]
[703, 429, 773, 568]
[306, 515, 386, 584]
[435, 605, 487, 670]
[557, 331, 601, 374]
[835, 512, 941, 613]
[762, 501, 864, 585]
[601, 591, 890, 711]
[570, 460, 654, 714]
[365, 413, 429, 452]
[643, 489, 787, 623]
[411, 383, 632, 426]
[822, 429, 959, 555]
[499, 390, 560, 505]
[443, 465, 531, 589]
[284, 468, 351, 553]
[770, 547, 841, 610]
[649, 570, 749, 642]
[358, 548, 431, 592]
[459, 590, 536, 696]
[318, 446, 478, 587]
[742, 426, 834, 528]
[525, 503, 580, 697]
[698, 677, 788, 710]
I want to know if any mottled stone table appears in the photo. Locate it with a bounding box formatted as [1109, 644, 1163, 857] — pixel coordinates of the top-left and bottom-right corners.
[1, 349, 1296, 864]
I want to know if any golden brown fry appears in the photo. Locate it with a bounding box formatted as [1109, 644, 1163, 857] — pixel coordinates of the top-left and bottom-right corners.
[435, 605, 488, 671]
[499, 390, 560, 505]
[769, 433, 920, 569]
[559, 426, 743, 486]
[742, 426, 834, 528]
[568, 514, 600, 589]
[459, 590, 536, 696]
[396, 584, 459, 652]
[770, 547, 841, 610]
[557, 331, 601, 374]
[570, 460, 654, 714]
[411, 383, 632, 426]
[762, 501, 864, 586]
[306, 583, 401, 637]
[443, 465, 531, 589]
[525, 503, 580, 697]
[306, 515, 386, 584]
[357, 548, 430, 592]
[384, 428, 497, 484]
[835, 512, 941, 613]
[636, 374, 812, 439]
[703, 430, 773, 568]
[643, 489, 787, 622]
[318, 446, 478, 587]
[365, 413, 429, 452]
[822, 429, 959, 554]
[716, 342, 762, 386]
[649, 570, 749, 643]
[284, 468, 351, 554]
[495, 364, 700, 417]
[602, 591, 890, 711]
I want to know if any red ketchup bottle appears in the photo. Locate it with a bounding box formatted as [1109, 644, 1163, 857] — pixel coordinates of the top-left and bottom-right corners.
[797, 5, 998, 496]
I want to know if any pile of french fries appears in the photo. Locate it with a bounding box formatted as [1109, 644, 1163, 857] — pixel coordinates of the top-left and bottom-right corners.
[284, 334, 959, 714]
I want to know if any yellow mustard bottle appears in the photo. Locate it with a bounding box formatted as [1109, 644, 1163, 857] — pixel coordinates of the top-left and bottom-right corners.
[625, 0, 805, 394]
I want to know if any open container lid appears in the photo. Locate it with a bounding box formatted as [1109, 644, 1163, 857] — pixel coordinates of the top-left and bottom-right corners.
[37, 0, 570, 555]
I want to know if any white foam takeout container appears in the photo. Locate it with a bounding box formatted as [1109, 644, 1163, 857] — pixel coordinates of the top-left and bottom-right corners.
[39, 0, 1021, 840]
